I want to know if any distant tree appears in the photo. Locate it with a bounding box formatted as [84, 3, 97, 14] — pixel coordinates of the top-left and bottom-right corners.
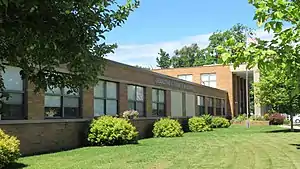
[135, 65, 151, 70]
[156, 49, 171, 68]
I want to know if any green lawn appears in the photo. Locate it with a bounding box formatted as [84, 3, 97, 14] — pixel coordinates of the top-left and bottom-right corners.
[11, 125, 300, 169]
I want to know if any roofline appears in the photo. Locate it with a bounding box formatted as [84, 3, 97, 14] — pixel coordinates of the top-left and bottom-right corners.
[152, 64, 228, 71]
[105, 59, 228, 93]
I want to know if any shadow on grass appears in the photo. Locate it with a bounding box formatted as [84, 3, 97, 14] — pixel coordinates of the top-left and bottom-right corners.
[289, 144, 300, 150]
[4, 162, 28, 169]
[264, 129, 300, 133]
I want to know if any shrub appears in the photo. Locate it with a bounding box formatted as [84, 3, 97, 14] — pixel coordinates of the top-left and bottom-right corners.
[0, 129, 20, 169]
[123, 110, 139, 119]
[211, 117, 231, 128]
[269, 113, 285, 125]
[225, 114, 232, 121]
[232, 114, 247, 122]
[188, 117, 212, 132]
[283, 119, 290, 125]
[88, 116, 138, 146]
[263, 113, 270, 121]
[153, 118, 184, 137]
[201, 114, 213, 126]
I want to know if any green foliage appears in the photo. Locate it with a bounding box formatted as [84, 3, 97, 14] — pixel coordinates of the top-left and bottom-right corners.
[0, 0, 139, 94]
[211, 117, 231, 128]
[188, 117, 213, 132]
[232, 114, 247, 122]
[250, 115, 265, 121]
[284, 119, 290, 125]
[0, 129, 20, 168]
[88, 116, 138, 146]
[153, 118, 184, 137]
[263, 113, 270, 121]
[156, 24, 251, 68]
[156, 49, 171, 68]
[201, 114, 213, 126]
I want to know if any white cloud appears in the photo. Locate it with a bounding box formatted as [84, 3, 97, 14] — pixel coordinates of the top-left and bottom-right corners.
[107, 29, 273, 68]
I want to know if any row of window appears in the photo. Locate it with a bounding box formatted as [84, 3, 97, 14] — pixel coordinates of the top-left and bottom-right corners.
[197, 96, 225, 116]
[1, 67, 224, 120]
[178, 73, 216, 88]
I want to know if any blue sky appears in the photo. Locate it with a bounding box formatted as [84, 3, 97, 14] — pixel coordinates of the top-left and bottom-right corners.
[105, 0, 272, 68]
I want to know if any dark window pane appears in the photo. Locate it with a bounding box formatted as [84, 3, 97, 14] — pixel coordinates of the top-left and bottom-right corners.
[208, 107, 214, 116]
[152, 89, 158, 102]
[152, 103, 157, 116]
[63, 97, 79, 108]
[199, 106, 205, 116]
[136, 102, 144, 116]
[45, 95, 61, 118]
[128, 101, 135, 110]
[4, 93, 23, 105]
[2, 104, 23, 120]
[158, 103, 165, 116]
[64, 107, 79, 118]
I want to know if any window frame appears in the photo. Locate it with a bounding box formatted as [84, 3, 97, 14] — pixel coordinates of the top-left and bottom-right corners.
[221, 99, 226, 116]
[216, 98, 222, 116]
[128, 84, 145, 117]
[94, 80, 118, 116]
[200, 73, 217, 88]
[1, 66, 27, 120]
[197, 95, 205, 116]
[152, 88, 166, 117]
[44, 87, 82, 119]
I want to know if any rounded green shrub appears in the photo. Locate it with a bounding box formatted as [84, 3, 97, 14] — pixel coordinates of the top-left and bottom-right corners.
[211, 117, 231, 128]
[88, 116, 138, 146]
[153, 118, 184, 137]
[0, 129, 20, 169]
[188, 117, 212, 132]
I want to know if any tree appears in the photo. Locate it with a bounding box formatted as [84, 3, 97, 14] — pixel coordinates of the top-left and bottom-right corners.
[217, 0, 300, 131]
[0, 0, 139, 93]
[156, 24, 251, 68]
[156, 49, 171, 68]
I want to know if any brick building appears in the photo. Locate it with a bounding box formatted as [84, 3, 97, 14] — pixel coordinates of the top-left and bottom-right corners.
[153, 64, 268, 117]
[0, 60, 228, 155]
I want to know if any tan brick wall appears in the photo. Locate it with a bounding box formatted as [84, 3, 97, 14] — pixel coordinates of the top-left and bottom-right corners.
[145, 87, 152, 117]
[153, 65, 233, 116]
[27, 82, 44, 120]
[82, 88, 94, 118]
[165, 90, 171, 116]
[118, 82, 128, 116]
[0, 120, 89, 155]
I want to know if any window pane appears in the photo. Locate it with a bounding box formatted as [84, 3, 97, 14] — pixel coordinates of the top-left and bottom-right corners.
[197, 96, 204, 106]
[152, 89, 158, 102]
[186, 75, 193, 82]
[158, 104, 165, 116]
[128, 101, 135, 110]
[158, 90, 165, 103]
[210, 74, 216, 81]
[45, 95, 61, 107]
[152, 103, 158, 116]
[127, 85, 135, 100]
[136, 102, 144, 116]
[106, 82, 117, 99]
[94, 99, 104, 116]
[203, 81, 210, 86]
[63, 97, 79, 108]
[210, 81, 217, 88]
[63, 87, 79, 96]
[64, 107, 79, 118]
[3, 66, 23, 91]
[136, 86, 144, 101]
[177, 75, 186, 80]
[106, 100, 117, 116]
[4, 93, 23, 105]
[2, 104, 23, 120]
[94, 81, 104, 98]
[201, 74, 209, 81]
[45, 107, 61, 118]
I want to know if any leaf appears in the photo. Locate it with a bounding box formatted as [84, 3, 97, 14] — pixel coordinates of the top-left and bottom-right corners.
[221, 53, 231, 62]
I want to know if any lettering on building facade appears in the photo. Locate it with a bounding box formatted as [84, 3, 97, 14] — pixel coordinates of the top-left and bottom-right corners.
[155, 77, 195, 91]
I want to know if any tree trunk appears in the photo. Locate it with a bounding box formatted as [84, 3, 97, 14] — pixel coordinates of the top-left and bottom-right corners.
[291, 113, 294, 132]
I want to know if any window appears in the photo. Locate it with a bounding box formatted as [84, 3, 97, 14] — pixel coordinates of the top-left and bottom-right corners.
[201, 73, 216, 88]
[94, 81, 118, 116]
[1, 66, 25, 120]
[177, 74, 193, 82]
[207, 97, 214, 115]
[128, 85, 145, 116]
[197, 96, 205, 116]
[152, 89, 165, 116]
[45, 87, 81, 118]
[221, 99, 226, 115]
[216, 99, 222, 116]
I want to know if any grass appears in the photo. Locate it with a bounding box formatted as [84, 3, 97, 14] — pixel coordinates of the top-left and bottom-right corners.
[10, 125, 300, 169]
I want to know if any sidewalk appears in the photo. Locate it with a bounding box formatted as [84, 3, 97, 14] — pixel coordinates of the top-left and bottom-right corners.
[281, 125, 300, 129]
